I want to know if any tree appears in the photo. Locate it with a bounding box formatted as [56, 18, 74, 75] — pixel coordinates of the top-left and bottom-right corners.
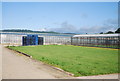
[115, 28, 120, 33]
[100, 32, 104, 34]
[106, 31, 114, 34]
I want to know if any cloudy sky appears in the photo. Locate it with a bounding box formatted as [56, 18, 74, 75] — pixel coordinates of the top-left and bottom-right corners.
[2, 2, 118, 34]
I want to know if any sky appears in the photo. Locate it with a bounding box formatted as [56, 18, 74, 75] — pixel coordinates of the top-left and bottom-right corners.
[2, 2, 118, 34]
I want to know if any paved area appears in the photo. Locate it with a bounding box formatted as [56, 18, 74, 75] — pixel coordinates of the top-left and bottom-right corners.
[2, 45, 72, 79]
[1, 45, 119, 79]
[0, 45, 2, 80]
[76, 74, 119, 79]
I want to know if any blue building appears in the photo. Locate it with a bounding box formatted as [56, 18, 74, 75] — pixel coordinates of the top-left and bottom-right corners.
[22, 35, 43, 46]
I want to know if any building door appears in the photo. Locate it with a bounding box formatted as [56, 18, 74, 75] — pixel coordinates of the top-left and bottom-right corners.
[38, 37, 44, 45]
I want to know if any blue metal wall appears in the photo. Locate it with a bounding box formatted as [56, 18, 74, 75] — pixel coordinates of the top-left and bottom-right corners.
[22, 35, 38, 46]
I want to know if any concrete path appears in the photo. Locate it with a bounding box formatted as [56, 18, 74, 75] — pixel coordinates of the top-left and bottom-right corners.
[76, 74, 119, 79]
[2, 45, 71, 79]
[0, 45, 2, 80]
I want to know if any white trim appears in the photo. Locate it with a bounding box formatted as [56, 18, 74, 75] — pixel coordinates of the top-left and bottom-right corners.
[73, 34, 120, 37]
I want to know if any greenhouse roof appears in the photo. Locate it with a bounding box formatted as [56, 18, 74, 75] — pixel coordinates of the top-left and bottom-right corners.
[73, 34, 119, 37]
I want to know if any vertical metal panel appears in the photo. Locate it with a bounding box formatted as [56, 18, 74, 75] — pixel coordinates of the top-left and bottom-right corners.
[22, 35, 39, 46]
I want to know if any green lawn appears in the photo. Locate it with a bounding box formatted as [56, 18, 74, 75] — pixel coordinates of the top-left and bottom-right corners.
[7, 45, 118, 76]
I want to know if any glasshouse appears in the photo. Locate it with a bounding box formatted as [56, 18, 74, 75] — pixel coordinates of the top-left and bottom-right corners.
[0, 32, 72, 45]
[71, 34, 119, 48]
[0, 32, 119, 48]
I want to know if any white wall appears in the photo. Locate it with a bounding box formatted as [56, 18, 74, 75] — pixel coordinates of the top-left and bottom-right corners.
[0, 34, 23, 45]
[0, 34, 72, 45]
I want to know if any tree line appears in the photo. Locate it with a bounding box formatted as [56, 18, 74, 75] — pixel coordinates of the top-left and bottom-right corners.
[100, 28, 120, 34]
[0, 29, 59, 34]
[1, 28, 120, 34]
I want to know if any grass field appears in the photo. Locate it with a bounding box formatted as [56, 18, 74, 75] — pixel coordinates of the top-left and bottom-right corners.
[8, 45, 118, 76]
